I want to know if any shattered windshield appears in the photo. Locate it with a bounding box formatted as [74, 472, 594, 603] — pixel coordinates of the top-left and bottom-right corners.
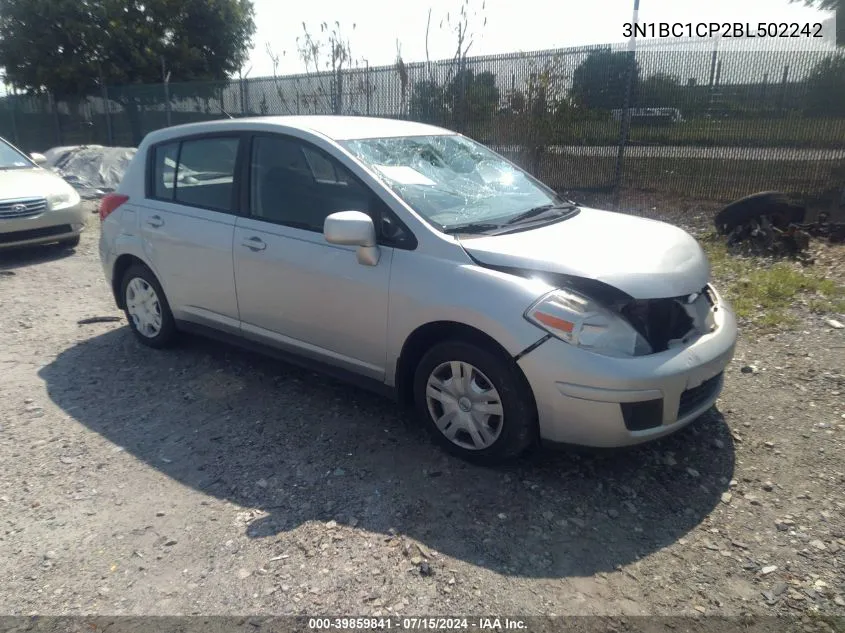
[0, 138, 35, 170]
[341, 134, 565, 231]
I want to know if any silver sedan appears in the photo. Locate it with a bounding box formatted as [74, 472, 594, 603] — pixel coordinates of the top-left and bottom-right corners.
[98, 116, 737, 464]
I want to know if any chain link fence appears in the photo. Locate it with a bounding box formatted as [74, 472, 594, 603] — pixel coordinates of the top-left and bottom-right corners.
[2, 42, 844, 201]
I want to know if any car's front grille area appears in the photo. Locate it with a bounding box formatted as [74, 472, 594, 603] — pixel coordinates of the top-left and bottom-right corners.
[0, 224, 72, 244]
[620, 296, 694, 352]
[0, 197, 48, 219]
[678, 372, 723, 417]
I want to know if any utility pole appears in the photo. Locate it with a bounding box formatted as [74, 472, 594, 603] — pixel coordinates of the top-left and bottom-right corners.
[239, 66, 252, 115]
[613, 0, 640, 193]
[365, 59, 370, 117]
[706, 35, 721, 117]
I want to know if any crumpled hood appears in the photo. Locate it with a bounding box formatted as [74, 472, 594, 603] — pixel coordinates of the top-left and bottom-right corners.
[0, 167, 74, 200]
[460, 207, 710, 299]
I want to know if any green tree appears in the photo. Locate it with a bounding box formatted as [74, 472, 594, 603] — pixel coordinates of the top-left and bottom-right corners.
[637, 73, 683, 108]
[409, 71, 499, 130]
[0, 0, 256, 142]
[511, 65, 573, 172]
[805, 54, 845, 116]
[505, 89, 526, 115]
[409, 0, 488, 130]
[446, 69, 500, 129]
[410, 80, 446, 124]
[570, 49, 639, 112]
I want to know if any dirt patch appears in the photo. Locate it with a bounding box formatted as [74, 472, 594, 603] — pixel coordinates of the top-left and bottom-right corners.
[0, 203, 843, 617]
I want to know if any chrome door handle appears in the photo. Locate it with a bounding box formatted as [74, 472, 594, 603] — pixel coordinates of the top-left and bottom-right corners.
[146, 215, 164, 228]
[242, 236, 267, 251]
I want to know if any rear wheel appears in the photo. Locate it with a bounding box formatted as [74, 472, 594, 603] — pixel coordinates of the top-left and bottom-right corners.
[121, 264, 177, 348]
[413, 340, 537, 465]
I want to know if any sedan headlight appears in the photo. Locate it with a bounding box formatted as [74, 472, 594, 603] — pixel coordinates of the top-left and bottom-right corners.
[525, 288, 652, 357]
[48, 189, 80, 211]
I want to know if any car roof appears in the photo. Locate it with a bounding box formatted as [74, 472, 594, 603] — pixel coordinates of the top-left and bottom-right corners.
[143, 116, 454, 145]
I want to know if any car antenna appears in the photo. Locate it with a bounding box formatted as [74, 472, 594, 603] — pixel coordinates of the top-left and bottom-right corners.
[220, 106, 234, 119]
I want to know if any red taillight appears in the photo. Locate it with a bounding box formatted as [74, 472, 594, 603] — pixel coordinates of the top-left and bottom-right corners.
[99, 193, 129, 221]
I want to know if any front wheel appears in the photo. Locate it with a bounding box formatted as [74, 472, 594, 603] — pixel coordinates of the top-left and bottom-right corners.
[120, 264, 177, 348]
[413, 340, 538, 465]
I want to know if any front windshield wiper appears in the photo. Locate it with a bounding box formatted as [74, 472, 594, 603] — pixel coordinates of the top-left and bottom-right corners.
[504, 203, 578, 226]
[442, 222, 503, 235]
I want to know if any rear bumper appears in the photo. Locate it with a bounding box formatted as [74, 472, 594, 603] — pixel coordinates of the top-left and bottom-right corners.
[518, 291, 738, 447]
[0, 204, 86, 249]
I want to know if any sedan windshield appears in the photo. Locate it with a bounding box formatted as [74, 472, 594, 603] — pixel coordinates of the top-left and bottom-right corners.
[341, 134, 568, 231]
[0, 139, 34, 170]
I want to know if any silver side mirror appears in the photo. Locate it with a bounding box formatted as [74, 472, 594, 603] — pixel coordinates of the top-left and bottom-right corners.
[323, 211, 380, 266]
[30, 152, 47, 166]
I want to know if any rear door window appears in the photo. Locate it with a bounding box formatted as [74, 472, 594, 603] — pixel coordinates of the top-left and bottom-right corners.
[149, 136, 240, 213]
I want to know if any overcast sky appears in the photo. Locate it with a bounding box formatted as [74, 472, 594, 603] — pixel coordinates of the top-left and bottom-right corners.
[245, 0, 834, 78]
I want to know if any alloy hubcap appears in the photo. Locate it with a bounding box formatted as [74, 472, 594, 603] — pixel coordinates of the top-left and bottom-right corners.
[125, 277, 163, 338]
[425, 361, 504, 451]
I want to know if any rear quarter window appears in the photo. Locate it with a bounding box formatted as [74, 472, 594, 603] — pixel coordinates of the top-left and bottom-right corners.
[152, 143, 179, 200]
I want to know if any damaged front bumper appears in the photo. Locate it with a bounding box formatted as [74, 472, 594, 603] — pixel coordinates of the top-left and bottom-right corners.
[518, 287, 737, 447]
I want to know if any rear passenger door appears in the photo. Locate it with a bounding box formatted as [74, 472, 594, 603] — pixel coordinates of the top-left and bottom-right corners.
[141, 135, 243, 334]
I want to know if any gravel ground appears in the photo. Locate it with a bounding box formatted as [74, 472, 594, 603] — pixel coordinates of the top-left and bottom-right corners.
[0, 201, 843, 618]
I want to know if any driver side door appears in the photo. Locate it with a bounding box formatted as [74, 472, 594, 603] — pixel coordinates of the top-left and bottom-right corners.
[232, 134, 403, 379]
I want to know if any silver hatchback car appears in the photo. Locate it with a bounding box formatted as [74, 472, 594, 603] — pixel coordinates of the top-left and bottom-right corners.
[99, 116, 737, 463]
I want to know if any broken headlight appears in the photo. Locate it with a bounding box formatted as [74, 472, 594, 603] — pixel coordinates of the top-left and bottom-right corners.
[525, 288, 652, 357]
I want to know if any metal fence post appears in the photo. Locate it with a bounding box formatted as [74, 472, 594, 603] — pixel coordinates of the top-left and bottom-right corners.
[239, 75, 245, 114]
[779, 65, 789, 113]
[614, 0, 640, 193]
[48, 91, 62, 147]
[164, 80, 172, 127]
[459, 59, 468, 134]
[9, 97, 20, 146]
[101, 83, 114, 145]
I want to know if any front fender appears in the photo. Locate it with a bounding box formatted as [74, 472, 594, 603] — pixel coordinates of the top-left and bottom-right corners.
[386, 251, 553, 385]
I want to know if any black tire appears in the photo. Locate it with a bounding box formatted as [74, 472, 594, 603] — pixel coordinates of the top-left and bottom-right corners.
[713, 191, 805, 235]
[413, 340, 537, 465]
[120, 263, 177, 349]
[58, 234, 80, 249]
